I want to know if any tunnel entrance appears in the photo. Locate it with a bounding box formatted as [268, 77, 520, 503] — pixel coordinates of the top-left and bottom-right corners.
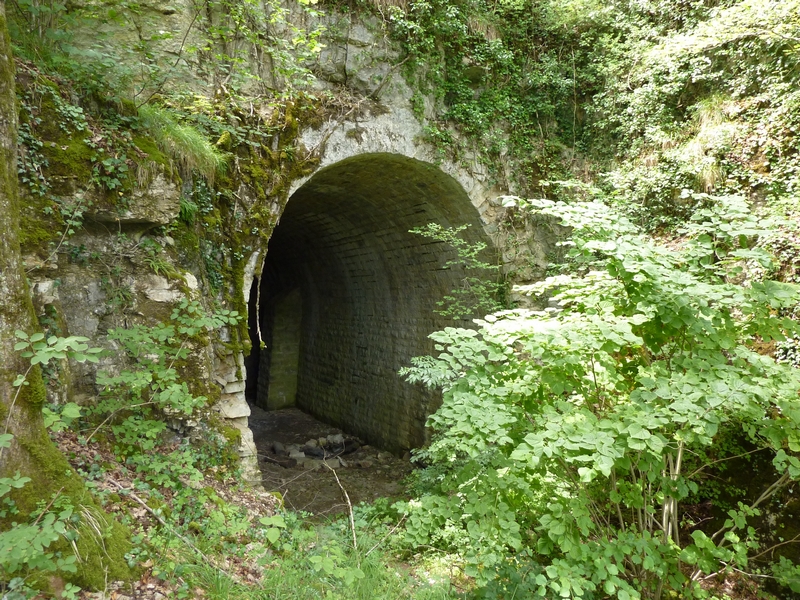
[245, 153, 495, 453]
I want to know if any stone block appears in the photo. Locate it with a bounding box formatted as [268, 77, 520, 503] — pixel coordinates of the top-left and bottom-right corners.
[215, 393, 251, 419]
[223, 380, 246, 394]
[142, 274, 182, 303]
[302, 459, 323, 471]
[86, 174, 180, 227]
[184, 272, 198, 290]
[34, 280, 59, 305]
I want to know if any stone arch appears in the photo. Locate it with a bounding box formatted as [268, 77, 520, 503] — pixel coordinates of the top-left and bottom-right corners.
[244, 153, 498, 452]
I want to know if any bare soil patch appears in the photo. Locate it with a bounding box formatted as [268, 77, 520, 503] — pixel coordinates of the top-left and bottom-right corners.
[248, 405, 413, 516]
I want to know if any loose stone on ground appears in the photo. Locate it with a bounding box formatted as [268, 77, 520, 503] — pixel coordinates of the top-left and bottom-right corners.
[248, 405, 413, 515]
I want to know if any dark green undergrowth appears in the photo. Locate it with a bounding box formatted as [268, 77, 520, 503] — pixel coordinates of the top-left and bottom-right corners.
[158, 510, 460, 600]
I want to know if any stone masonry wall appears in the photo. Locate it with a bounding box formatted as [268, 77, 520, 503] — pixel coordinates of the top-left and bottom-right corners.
[255, 153, 495, 452]
[266, 289, 303, 410]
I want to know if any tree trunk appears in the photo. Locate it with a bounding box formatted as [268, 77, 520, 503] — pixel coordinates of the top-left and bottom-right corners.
[0, 4, 133, 589]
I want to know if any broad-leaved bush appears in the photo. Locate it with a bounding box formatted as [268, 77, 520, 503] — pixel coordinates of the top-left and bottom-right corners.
[401, 194, 800, 598]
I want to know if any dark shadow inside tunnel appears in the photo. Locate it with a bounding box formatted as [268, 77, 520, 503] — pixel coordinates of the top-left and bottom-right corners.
[244, 153, 496, 453]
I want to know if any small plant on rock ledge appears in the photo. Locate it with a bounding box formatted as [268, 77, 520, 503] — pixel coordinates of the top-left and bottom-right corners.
[90, 154, 129, 192]
[140, 238, 181, 280]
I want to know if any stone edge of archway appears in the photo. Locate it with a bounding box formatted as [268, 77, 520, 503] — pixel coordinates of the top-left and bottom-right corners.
[209, 249, 263, 484]
[293, 105, 506, 233]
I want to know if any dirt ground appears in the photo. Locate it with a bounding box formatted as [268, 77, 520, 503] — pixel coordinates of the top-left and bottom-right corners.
[248, 405, 414, 516]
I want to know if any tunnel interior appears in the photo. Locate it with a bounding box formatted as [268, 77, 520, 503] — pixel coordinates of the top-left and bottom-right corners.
[244, 153, 496, 453]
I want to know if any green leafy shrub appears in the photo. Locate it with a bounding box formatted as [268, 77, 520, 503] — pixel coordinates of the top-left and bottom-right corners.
[383, 0, 615, 191]
[401, 194, 800, 597]
[1, 332, 103, 596]
[589, 0, 800, 230]
[94, 300, 239, 460]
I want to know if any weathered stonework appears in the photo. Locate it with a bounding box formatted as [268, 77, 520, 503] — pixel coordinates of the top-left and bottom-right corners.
[229, 10, 562, 452]
[87, 174, 181, 228]
[207, 342, 260, 480]
[19, 0, 562, 483]
[265, 289, 302, 410]
[249, 152, 499, 452]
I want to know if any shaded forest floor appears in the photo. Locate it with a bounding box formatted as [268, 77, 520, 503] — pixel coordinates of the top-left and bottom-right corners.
[249, 406, 413, 516]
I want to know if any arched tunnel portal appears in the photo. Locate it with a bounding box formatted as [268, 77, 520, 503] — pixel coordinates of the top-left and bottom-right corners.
[244, 153, 497, 453]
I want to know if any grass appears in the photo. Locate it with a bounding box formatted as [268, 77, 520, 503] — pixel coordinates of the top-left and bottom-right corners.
[170, 518, 461, 600]
[137, 104, 227, 181]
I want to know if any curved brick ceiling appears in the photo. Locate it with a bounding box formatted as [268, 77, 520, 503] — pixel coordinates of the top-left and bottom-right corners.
[250, 153, 496, 452]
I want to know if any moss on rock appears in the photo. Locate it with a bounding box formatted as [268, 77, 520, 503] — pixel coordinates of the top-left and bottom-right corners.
[6, 400, 135, 589]
[18, 190, 59, 255]
[39, 133, 94, 192]
[133, 135, 174, 173]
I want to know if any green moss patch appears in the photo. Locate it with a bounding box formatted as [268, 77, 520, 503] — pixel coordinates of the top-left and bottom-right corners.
[18, 192, 60, 254]
[133, 135, 172, 169]
[39, 133, 94, 192]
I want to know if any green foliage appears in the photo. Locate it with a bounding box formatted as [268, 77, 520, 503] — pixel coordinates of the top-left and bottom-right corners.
[383, 0, 611, 190]
[409, 223, 504, 320]
[100, 273, 134, 312]
[0, 332, 104, 596]
[15, 77, 97, 259]
[201, 0, 326, 94]
[9, 1, 800, 598]
[47, 300, 259, 581]
[401, 194, 800, 597]
[125, 497, 455, 600]
[179, 195, 200, 225]
[94, 300, 240, 461]
[42, 402, 82, 433]
[139, 238, 181, 280]
[9, 2, 143, 101]
[16, 115, 49, 198]
[588, 0, 800, 229]
[33, 308, 230, 583]
[0, 490, 80, 579]
[12, 330, 101, 367]
[137, 104, 227, 181]
[90, 154, 129, 191]
[8, 0, 326, 103]
[239, 511, 455, 600]
[201, 239, 226, 294]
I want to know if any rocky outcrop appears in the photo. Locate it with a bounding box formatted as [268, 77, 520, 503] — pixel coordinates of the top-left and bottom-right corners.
[19, 1, 561, 485]
[86, 174, 181, 229]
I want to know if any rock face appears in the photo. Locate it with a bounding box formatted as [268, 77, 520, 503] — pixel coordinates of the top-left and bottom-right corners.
[86, 174, 180, 228]
[19, 3, 561, 484]
[141, 274, 183, 303]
